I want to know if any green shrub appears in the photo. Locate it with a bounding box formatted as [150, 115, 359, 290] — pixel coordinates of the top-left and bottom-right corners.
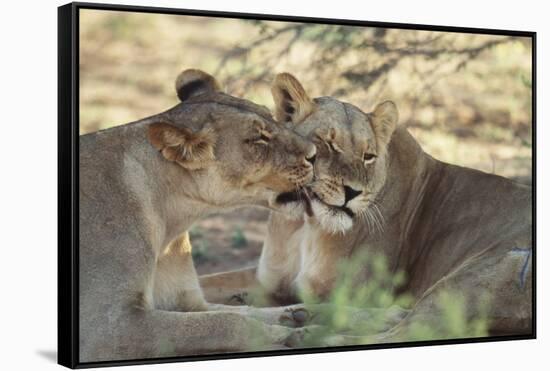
[231, 228, 248, 249]
[188, 226, 204, 239]
[191, 240, 211, 264]
[298, 251, 489, 347]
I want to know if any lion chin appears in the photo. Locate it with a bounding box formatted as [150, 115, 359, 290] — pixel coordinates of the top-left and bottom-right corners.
[273, 189, 314, 221]
[273, 191, 356, 233]
[310, 199, 354, 234]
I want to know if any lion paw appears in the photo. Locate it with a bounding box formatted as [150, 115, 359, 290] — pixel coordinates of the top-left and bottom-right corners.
[279, 306, 311, 328]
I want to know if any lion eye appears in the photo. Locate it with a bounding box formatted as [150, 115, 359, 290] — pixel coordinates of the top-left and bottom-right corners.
[363, 153, 377, 165]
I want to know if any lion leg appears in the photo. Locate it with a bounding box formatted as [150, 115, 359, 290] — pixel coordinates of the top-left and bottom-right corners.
[200, 268, 411, 330]
[369, 244, 533, 344]
[199, 267, 259, 305]
[81, 235, 310, 361]
[154, 233, 208, 311]
[157, 241, 308, 328]
[83, 307, 307, 362]
[253, 304, 411, 348]
[308, 304, 410, 330]
[206, 303, 312, 327]
[206, 302, 410, 332]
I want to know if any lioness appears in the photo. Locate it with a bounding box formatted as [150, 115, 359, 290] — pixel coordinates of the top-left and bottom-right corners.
[79, 69, 317, 362]
[200, 73, 533, 342]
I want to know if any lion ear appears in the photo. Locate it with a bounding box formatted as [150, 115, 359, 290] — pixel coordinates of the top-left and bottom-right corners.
[370, 101, 399, 147]
[175, 69, 222, 102]
[147, 122, 216, 170]
[271, 73, 315, 124]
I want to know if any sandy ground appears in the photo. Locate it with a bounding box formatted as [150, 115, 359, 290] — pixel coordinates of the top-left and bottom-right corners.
[191, 207, 270, 275]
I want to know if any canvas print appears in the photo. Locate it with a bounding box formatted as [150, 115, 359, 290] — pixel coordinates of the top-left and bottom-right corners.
[70, 5, 533, 366]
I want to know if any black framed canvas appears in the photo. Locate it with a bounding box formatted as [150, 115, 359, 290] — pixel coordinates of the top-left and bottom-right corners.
[58, 2, 536, 368]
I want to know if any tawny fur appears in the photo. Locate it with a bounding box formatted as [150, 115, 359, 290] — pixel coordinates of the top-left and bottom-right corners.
[200, 73, 532, 342]
[271, 72, 315, 123]
[79, 69, 316, 362]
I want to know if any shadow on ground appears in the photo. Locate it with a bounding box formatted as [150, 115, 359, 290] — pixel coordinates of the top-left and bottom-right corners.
[36, 350, 57, 363]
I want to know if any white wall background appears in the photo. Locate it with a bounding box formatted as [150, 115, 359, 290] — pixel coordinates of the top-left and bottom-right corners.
[0, 0, 545, 370]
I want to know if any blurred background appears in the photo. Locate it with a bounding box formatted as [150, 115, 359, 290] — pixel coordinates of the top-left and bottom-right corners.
[79, 9, 532, 275]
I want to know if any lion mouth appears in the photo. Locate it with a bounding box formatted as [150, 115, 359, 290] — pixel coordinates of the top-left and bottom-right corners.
[276, 189, 354, 219]
[275, 188, 314, 217]
[309, 192, 355, 218]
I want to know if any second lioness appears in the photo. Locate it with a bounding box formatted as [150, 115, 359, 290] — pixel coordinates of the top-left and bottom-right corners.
[200, 73, 532, 341]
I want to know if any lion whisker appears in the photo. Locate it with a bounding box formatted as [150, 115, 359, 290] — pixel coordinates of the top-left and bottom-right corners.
[372, 203, 384, 233]
[359, 208, 374, 234]
[358, 201, 386, 235]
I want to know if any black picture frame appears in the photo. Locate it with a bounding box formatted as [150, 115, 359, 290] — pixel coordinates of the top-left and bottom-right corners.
[58, 2, 537, 368]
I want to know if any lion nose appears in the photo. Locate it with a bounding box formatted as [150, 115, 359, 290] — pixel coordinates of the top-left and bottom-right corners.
[344, 185, 362, 203]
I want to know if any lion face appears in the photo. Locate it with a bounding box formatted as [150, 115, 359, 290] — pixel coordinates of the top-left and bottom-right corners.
[148, 69, 316, 207]
[198, 106, 316, 198]
[271, 73, 398, 234]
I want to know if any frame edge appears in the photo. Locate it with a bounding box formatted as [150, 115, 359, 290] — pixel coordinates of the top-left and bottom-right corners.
[66, 3, 537, 368]
[58, 2, 79, 369]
